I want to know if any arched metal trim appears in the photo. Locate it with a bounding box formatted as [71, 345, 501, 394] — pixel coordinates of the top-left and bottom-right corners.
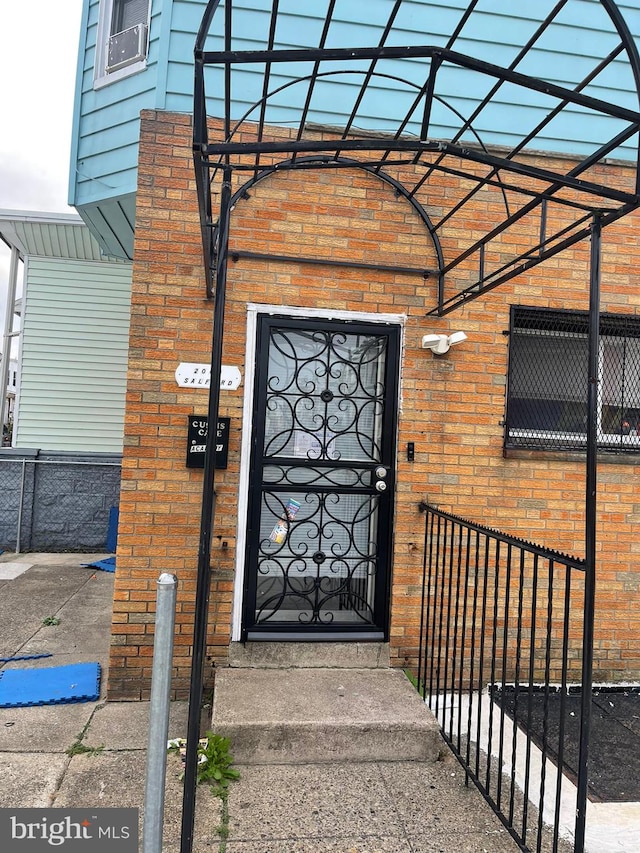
[205, 155, 445, 298]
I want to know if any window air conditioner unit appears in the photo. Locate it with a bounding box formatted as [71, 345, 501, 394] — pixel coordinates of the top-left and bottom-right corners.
[106, 23, 148, 73]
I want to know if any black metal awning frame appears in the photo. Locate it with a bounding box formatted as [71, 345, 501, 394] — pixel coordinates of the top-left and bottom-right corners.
[180, 3, 640, 853]
[192, 0, 640, 315]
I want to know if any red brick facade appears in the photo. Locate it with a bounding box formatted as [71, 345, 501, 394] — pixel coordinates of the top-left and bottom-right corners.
[109, 109, 640, 699]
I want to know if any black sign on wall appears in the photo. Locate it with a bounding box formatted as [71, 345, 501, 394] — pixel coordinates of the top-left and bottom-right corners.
[186, 416, 230, 469]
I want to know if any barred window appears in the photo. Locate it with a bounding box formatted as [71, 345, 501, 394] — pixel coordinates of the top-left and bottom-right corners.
[506, 307, 640, 453]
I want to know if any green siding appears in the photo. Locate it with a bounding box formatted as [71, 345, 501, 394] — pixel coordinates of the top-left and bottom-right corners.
[79, 194, 137, 260]
[15, 258, 132, 453]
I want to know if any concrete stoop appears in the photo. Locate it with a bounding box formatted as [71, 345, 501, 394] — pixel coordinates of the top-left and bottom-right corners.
[211, 665, 443, 765]
[228, 640, 391, 669]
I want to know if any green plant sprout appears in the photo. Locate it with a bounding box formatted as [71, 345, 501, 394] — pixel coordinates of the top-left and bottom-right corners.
[66, 726, 104, 757]
[167, 731, 240, 799]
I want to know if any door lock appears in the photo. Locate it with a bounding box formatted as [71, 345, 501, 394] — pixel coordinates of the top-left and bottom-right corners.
[375, 466, 387, 479]
[375, 480, 387, 492]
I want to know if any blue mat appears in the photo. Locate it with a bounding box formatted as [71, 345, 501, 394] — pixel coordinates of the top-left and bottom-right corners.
[0, 662, 101, 708]
[0, 652, 52, 663]
[82, 556, 116, 573]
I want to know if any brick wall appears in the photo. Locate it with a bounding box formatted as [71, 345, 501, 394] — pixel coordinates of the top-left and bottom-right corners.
[109, 109, 640, 698]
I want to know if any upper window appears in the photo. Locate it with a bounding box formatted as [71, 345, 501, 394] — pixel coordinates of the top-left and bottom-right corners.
[112, 0, 149, 34]
[94, 0, 150, 88]
[506, 307, 640, 453]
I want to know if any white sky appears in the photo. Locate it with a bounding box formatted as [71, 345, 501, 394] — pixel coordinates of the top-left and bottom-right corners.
[0, 0, 84, 333]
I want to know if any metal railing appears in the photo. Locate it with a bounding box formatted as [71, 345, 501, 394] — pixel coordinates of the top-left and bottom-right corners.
[0, 455, 121, 553]
[415, 502, 589, 853]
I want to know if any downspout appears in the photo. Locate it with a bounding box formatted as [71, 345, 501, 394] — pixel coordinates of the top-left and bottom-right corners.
[0, 246, 20, 435]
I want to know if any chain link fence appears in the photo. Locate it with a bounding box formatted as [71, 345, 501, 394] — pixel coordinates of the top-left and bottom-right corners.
[0, 453, 121, 553]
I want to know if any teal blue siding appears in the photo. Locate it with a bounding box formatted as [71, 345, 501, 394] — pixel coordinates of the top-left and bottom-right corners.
[71, 0, 640, 255]
[71, 0, 164, 214]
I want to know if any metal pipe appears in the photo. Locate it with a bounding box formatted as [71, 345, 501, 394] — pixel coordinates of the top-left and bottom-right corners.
[0, 246, 19, 437]
[16, 458, 26, 555]
[180, 165, 233, 853]
[143, 573, 178, 853]
[575, 214, 601, 853]
[230, 248, 431, 277]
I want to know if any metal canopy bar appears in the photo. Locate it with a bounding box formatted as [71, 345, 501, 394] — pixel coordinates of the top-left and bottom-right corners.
[208, 154, 445, 277]
[180, 167, 233, 853]
[224, 0, 231, 140]
[340, 1, 403, 141]
[193, 0, 640, 313]
[200, 138, 442, 155]
[574, 214, 601, 852]
[430, 203, 632, 316]
[385, 0, 493, 172]
[454, 210, 595, 297]
[406, 0, 570, 181]
[253, 0, 279, 174]
[431, 0, 570, 147]
[403, 0, 484, 167]
[423, 40, 627, 220]
[201, 137, 639, 208]
[439, 121, 640, 279]
[422, 161, 611, 215]
[432, 141, 638, 206]
[199, 44, 640, 125]
[216, 155, 420, 172]
[230, 248, 432, 277]
[295, 0, 337, 148]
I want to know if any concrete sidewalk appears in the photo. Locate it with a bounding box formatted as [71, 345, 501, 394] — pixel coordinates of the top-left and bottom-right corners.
[0, 553, 528, 852]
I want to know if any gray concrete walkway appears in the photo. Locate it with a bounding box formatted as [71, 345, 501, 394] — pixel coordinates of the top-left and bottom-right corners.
[0, 553, 527, 852]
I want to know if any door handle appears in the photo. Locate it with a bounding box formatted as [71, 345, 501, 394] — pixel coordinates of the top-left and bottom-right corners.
[374, 466, 389, 492]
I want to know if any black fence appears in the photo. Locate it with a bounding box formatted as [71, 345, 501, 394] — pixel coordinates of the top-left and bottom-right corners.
[415, 502, 589, 853]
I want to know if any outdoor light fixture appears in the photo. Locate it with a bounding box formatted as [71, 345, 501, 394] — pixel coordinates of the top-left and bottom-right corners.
[421, 331, 468, 355]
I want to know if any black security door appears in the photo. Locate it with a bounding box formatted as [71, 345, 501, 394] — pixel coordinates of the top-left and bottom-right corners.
[243, 317, 400, 640]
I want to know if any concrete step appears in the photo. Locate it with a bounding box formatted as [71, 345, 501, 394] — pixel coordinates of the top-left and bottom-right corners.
[211, 667, 442, 764]
[228, 641, 390, 669]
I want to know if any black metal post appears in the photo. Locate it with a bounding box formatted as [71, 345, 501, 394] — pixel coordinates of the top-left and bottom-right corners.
[180, 166, 233, 853]
[574, 214, 601, 852]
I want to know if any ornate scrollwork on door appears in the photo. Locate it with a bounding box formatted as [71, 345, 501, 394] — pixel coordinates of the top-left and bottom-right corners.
[263, 328, 386, 464]
[245, 319, 398, 636]
[256, 489, 379, 626]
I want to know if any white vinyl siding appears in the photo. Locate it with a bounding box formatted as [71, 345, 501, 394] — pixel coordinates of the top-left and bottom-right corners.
[15, 258, 132, 452]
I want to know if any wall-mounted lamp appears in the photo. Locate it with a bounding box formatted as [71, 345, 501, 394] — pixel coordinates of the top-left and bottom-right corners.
[421, 331, 468, 355]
